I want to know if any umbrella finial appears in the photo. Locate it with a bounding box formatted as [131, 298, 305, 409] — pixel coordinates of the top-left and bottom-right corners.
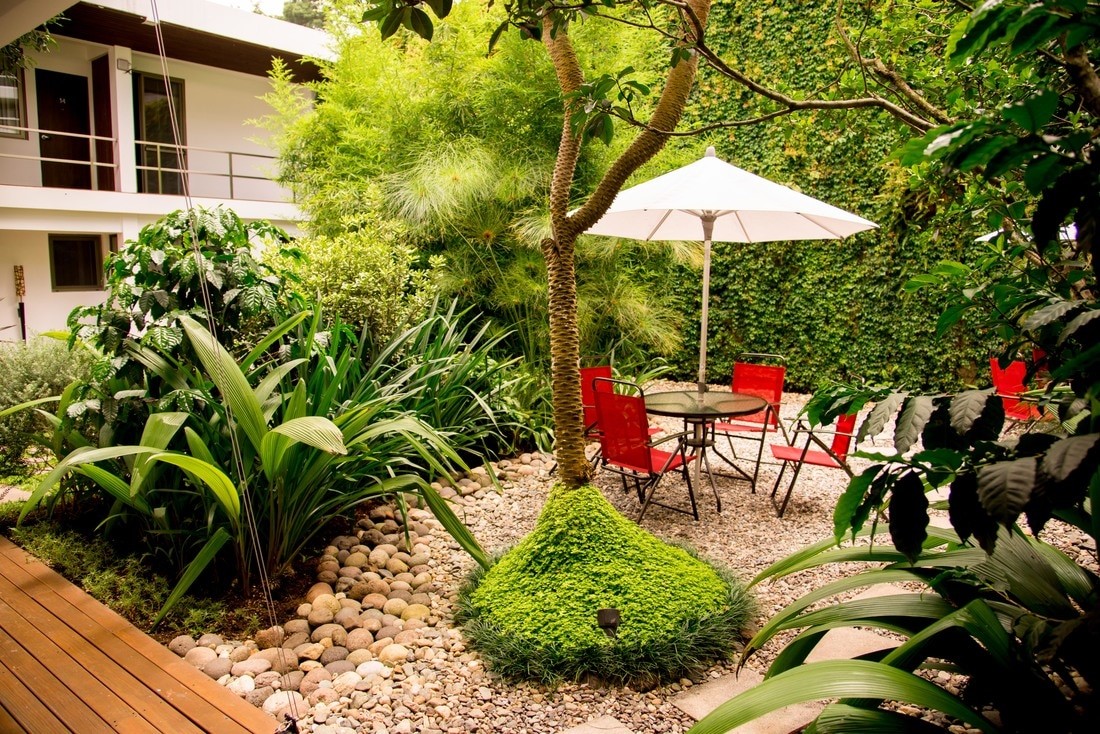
[705, 146, 716, 158]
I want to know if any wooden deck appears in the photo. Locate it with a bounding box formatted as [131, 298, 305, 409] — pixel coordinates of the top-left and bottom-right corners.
[0, 535, 278, 733]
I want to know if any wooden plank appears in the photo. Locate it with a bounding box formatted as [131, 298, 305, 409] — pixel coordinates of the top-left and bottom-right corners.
[0, 697, 29, 734]
[0, 578, 173, 733]
[0, 537, 277, 733]
[0, 653, 65, 733]
[0, 611, 116, 733]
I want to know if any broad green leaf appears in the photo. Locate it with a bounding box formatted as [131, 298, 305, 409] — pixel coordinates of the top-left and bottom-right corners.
[131, 412, 189, 497]
[688, 660, 996, 734]
[1041, 435, 1099, 482]
[1058, 307, 1100, 344]
[418, 482, 490, 569]
[268, 416, 346, 454]
[977, 457, 1037, 525]
[0, 394, 60, 420]
[948, 390, 991, 436]
[240, 310, 310, 370]
[1021, 299, 1080, 332]
[1001, 90, 1058, 133]
[179, 315, 268, 452]
[152, 527, 231, 627]
[859, 393, 904, 442]
[888, 472, 930, 562]
[834, 466, 882, 541]
[149, 452, 240, 524]
[812, 703, 947, 733]
[74, 464, 152, 514]
[406, 7, 434, 40]
[895, 396, 936, 454]
[20, 445, 161, 522]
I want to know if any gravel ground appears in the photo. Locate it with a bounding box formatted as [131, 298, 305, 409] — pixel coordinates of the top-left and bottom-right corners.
[172, 382, 1095, 734]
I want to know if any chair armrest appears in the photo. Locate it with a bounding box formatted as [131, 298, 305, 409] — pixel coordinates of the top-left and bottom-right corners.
[649, 430, 691, 448]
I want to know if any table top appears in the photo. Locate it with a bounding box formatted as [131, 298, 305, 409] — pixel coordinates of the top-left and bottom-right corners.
[644, 389, 767, 420]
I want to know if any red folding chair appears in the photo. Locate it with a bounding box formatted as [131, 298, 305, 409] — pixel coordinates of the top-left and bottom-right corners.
[594, 378, 698, 521]
[769, 412, 858, 517]
[712, 353, 789, 491]
[990, 358, 1044, 423]
[580, 364, 614, 437]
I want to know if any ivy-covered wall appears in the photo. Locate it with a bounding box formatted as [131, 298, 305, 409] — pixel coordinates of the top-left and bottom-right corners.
[663, 0, 994, 392]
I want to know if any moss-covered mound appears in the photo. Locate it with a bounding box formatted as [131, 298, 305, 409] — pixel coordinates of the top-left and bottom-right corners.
[456, 484, 756, 684]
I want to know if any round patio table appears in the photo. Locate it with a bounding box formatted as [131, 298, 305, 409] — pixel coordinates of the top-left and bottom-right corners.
[644, 389, 767, 514]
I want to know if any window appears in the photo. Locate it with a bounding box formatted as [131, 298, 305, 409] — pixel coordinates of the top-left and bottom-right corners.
[0, 71, 26, 138]
[49, 234, 103, 291]
[133, 73, 185, 194]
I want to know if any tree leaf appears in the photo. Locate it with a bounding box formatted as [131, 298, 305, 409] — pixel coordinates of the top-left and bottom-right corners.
[948, 470, 997, 550]
[948, 390, 991, 436]
[152, 527, 232, 627]
[859, 392, 905, 442]
[977, 457, 1037, 526]
[1040, 435, 1100, 482]
[406, 7, 434, 40]
[1057, 307, 1100, 345]
[1001, 90, 1059, 134]
[895, 396, 936, 453]
[1021, 299, 1081, 332]
[888, 472, 929, 563]
[833, 465, 882, 542]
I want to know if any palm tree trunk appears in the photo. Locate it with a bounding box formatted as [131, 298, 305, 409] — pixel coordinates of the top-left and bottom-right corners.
[542, 0, 713, 489]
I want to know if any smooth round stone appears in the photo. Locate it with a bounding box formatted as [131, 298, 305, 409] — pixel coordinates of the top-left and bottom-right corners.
[334, 608, 361, 630]
[319, 646, 349, 665]
[331, 670, 362, 695]
[305, 583, 334, 603]
[360, 617, 382, 634]
[169, 635, 196, 656]
[368, 548, 390, 568]
[385, 558, 409, 574]
[316, 559, 339, 575]
[312, 594, 342, 615]
[411, 572, 432, 588]
[299, 667, 332, 696]
[229, 645, 253, 663]
[227, 675, 255, 695]
[346, 648, 373, 666]
[356, 660, 388, 678]
[345, 551, 368, 567]
[184, 647, 217, 668]
[254, 625, 285, 649]
[261, 690, 305, 716]
[231, 658, 272, 677]
[362, 593, 388, 611]
[393, 629, 419, 646]
[311, 623, 347, 646]
[280, 671, 304, 692]
[347, 582, 371, 601]
[400, 603, 430, 621]
[254, 671, 283, 688]
[376, 625, 402, 642]
[284, 619, 310, 635]
[197, 633, 224, 648]
[203, 657, 233, 679]
[296, 603, 312, 618]
[323, 660, 355, 676]
[308, 687, 340, 706]
[389, 579, 413, 592]
[307, 607, 335, 626]
[296, 642, 326, 661]
[345, 628, 375, 652]
[378, 643, 410, 666]
[283, 631, 309, 649]
[387, 589, 412, 603]
[409, 593, 431, 607]
[382, 598, 408, 617]
[252, 647, 299, 674]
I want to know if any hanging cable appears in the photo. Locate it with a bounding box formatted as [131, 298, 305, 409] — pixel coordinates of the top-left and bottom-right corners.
[146, 1, 300, 726]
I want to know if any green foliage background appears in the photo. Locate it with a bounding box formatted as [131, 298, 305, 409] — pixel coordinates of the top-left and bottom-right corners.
[659, 0, 996, 392]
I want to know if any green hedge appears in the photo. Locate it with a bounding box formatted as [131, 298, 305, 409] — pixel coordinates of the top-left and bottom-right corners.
[660, 1, 994, 392]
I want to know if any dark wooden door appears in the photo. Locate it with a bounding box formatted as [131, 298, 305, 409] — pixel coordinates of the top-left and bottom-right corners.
[35, 69, 91, 189]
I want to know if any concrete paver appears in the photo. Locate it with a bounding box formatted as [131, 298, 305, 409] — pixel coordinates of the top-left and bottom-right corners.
[559, 715, 637, 734]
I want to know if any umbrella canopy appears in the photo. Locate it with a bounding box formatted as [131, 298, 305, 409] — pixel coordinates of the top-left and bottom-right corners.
[585, 147, 878, 390]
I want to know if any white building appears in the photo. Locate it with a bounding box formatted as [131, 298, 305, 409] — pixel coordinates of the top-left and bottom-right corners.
[0, 0, 331, 338]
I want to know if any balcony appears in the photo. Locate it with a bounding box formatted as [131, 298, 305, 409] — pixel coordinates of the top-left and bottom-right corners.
[0, 125, 290, 203]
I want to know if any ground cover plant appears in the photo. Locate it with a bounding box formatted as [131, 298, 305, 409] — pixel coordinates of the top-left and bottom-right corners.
[457, 484, 755, 685]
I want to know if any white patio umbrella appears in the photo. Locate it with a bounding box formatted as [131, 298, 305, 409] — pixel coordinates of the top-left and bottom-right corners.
[585, 147, 878, 391]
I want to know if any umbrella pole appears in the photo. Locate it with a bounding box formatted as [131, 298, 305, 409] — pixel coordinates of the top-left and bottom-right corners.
[697, 217, 716, 393]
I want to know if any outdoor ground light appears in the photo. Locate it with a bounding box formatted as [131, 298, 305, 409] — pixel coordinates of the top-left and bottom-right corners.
[597, 607, 621, 638]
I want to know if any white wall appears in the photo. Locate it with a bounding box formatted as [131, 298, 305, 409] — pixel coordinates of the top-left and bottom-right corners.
[0, 229, 110, 338]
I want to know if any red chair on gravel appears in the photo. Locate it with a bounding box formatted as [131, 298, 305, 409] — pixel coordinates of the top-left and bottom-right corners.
[711, 353, 789, 490]
[990, 358, 1044, 424]
[594, 378, 698, 521]
[580, 365, 614, 438]
[769, 412, 858, 517]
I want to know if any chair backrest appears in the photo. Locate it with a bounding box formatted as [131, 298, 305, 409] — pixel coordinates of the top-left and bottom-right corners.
[731, 360, 785, 427]
[990, 358, 1028, 395]
[594, 380, 652, 473]
[989, 358, 1034, 420]
[580, 365, 613, 429]
[831, 413, 859, 462]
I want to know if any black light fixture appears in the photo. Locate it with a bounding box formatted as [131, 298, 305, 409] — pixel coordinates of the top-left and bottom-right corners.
[597, 607, 621, 638]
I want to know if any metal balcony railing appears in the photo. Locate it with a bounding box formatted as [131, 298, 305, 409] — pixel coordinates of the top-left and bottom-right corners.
[0, 126, 288, 203]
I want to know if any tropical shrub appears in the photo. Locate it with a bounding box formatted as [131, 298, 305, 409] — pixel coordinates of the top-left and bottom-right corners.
[21, 311, 490, 623]
[457, 484, 755, 685]
[0, 338, 90, 473]
[274, 209, 440, 345]
[64, 206, 303, 447]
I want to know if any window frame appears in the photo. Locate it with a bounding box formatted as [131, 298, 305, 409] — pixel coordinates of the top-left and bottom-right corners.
[48, 233, 105, 292]
[0, 69, 28, 139]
